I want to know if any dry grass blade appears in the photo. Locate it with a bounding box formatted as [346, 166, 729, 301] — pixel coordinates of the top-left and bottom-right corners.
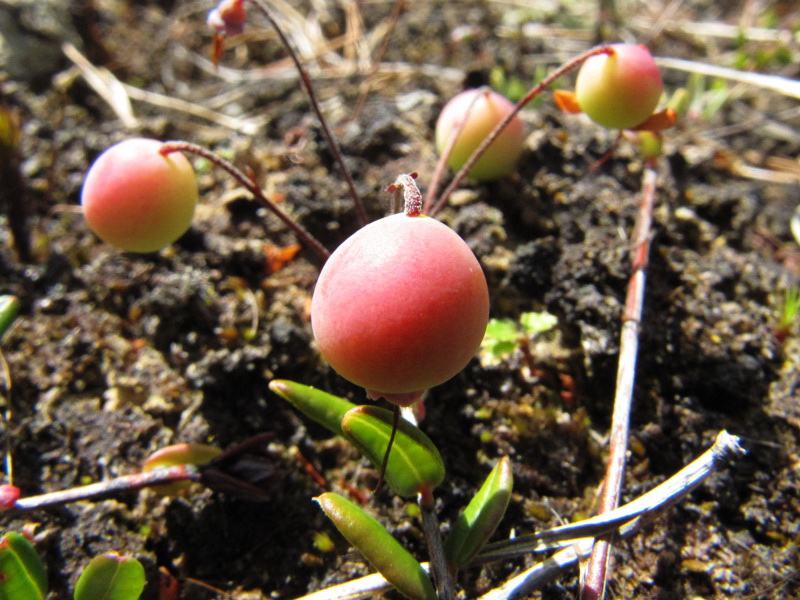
[61, 42, 138, 129]
[121, 84, 267, 135]
[657, 56, 800, 100]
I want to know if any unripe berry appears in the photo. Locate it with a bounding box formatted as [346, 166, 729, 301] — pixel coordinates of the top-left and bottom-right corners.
[81, 138, 198, 253]
[311, 213, 489, 406]
[575, 44, 663, 130]
[435, 89, 525, 181]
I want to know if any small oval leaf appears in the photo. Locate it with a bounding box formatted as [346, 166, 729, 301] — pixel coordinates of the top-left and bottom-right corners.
[0, 296, 20, 340]
[269, 380, 356, 436]
[143, 443, 222, 495]
[74, 552, 145, 600]
[316, 492, 436, 600]
[0, 531, 48, 600]
[341, 406, 444, 498]
[444, 456, 513, 568]
[143, 443, 222, 471]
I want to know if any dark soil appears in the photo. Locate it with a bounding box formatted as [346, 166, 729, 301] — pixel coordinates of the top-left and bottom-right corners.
[1, 1, 799, 598]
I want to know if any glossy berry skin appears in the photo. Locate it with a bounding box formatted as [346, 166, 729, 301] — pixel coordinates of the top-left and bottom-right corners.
[575, 44, 663, 130]
[81, 138, 198, 253]
[311, 213, 489, 406]
[435, 89, 524, 181]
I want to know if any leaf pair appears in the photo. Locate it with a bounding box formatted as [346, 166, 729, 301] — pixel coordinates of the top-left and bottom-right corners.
[270, 380, 515, 597]
[270, 380, 444, 497]
[0, 532, 144, 600]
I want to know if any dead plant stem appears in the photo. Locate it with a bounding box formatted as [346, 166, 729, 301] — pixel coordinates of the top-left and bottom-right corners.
[581, 162, 659, 600]
[9, 465, 199, 512]
[249, 0, 369, 227]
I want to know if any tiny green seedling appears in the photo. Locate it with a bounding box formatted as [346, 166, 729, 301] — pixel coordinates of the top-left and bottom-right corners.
[480, 311, 558, 367]
[270, 380, 515, 600]
[775, 286, 799, 344]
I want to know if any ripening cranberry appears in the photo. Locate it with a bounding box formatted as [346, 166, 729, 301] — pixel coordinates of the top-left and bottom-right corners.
[574, 44, 663, 130]
[311, 213, 489, 407]
[81, 138, 198, 253]
[435, 89, 525, 181]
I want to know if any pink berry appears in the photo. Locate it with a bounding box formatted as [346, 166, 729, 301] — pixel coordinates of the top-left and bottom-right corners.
[575, 44, 663, 130]
[435, 89, 525, 181]
[81, 138, 198, 253]
[311, 213, 489, 406]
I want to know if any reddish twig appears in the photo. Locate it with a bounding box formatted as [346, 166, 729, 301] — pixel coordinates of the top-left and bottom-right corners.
[160, 141, 330, 261]
[9, 465, 199, 512]
[581, 161, 659, 600]
[429, 45, 613, 217]
[248, 0, 369, 227]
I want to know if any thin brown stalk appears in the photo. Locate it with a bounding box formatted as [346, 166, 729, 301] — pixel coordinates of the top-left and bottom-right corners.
[581, 162, 659, 600]
[249, 0, 369, 227]
[160, 141, 330, 261]
[429, 45, 613, 217]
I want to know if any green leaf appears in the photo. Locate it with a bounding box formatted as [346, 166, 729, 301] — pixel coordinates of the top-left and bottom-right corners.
[341, 406, 445, 498]
[0, 531, 48, 600]
[444, 456, 513, 569]
[74, 553, 145, 600]
[0, 296, 20, 340]
[269, 380, 356, 436]
[142, 443, 223, 495]
[483, 318, 520, 343]
[143, 443, 222, 471]
[519, 311, 558, 336]
[316, 492, 436, 600]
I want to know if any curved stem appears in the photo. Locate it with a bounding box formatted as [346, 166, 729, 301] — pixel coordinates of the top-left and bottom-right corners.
[430, 45, 613, 217]
[248, 0, 369, 227]
[160, 141, 330, 261]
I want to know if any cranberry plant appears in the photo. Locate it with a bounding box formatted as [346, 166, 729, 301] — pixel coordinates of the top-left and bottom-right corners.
[19, 1, 750, 598]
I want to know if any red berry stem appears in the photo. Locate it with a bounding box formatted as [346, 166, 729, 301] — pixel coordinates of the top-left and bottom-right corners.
[581, 163, 659, 600]
[429, 45, 614, 217]
[247, 0, 369, 228]
[160, 141, 330, 261]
